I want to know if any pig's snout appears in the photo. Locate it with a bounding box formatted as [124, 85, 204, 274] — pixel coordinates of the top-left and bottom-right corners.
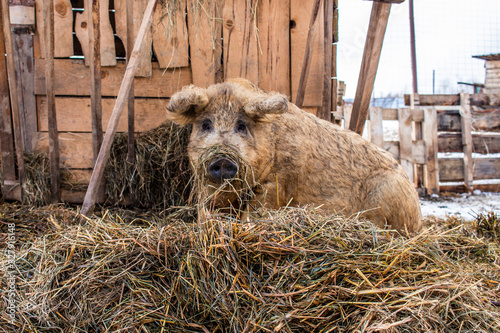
[208, 157, 238, 183]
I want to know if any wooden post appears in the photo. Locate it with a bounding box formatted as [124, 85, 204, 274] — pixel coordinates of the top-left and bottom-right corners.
[0, 2, 19, 200]
[295, 0, 321, 109]
[126, 0, 135, 163]
[1, 0, 25, 194]
[81, 0, 157, 216]
[398, 107, 413, 182]
[348, 1, 391, 135]
[369, 107, 383, 148]
[410, 92, 423, 188]
[460, 92, 473, 192]
[44, 0, 61, 202]
[319, 0, 333, 121]
[423, 107, 439, 195]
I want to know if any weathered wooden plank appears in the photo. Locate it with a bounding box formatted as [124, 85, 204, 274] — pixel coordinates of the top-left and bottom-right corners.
[320, 0, 334, 121]
[152, 0, 189, 68]
[423, 107, 439, 195]
[2, 0, 25, 188]
[0, 4, 20, 200]
[439, 183, 500, 194]
[35, 0, 73, 58]
[370, 107, 383, 148]
[439, 158, 500, 182]
[438, 133, 500, 154]
[349, 1, 391, 134]
[398, 107, 413, 182]
[222, 0, 259, 82]
[460, 92, 473, 192]
[75, 0, 116, 66]
[35, 132, 93, 169]
[44, 0, 61, 202]
[404, 93, 500, 107]
[12, 32, 37, 153]
[256, 0, 290, 95]
[383, 140, 425, 165]
[290, 0, 324, 107]
[294, 0, 321, 109]
[186, 0, 222, 87]
[34, 59, 192, 97]
[115, 0, 153, 77]
[38, 97, 168, 132]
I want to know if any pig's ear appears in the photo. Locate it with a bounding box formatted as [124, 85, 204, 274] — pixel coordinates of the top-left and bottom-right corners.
[244, 93, 288, 121]
[166, 85, 209, 125]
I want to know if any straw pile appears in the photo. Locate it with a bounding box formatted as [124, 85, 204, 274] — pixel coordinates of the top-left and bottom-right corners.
[105, 122, 192, 212]
[1, 203, 499, 332]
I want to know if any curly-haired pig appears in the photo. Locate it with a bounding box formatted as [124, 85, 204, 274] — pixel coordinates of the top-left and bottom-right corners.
[166, 78, 422, 233]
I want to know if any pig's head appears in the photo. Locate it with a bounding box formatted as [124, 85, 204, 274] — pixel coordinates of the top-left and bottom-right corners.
[166, 79, 288, 210]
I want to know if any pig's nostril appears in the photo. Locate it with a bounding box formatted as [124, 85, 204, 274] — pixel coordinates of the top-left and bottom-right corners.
[208, 157, 238, 183]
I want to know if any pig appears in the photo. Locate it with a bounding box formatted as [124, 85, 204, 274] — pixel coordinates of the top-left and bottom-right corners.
[166, 78, 422, 233]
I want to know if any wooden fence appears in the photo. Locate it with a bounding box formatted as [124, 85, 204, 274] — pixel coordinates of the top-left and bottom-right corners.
[0, 0, 339, 203]
[345, 93, 500, 194]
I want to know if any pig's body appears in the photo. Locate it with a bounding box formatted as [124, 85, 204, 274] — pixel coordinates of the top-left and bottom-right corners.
[167, 79, 422, 233]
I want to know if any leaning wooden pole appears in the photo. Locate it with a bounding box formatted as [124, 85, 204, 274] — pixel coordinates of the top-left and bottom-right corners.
[44, 0, 61, 202]
[295, 0, 321, 109]
[348, 1, 391, 135]
[1, 0, 25, 194]
[320, 0, 334, 121]
[81, 0, 157, 216]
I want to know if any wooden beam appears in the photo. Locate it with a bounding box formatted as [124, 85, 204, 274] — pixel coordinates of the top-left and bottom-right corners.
[44, 0, 61, 202]
[460, 92, 473, 192]
[423, 107, 439, 195]
[126, 0, 135, 163]
[81, 0, 157, 216]
[295, 0, 321, 109]
[398, 107, 413, 182]
[348, 1, 391, 134]
[1, 0, 25, 194]
[319, 0, 334, 121]
[0, 2, 19, 200]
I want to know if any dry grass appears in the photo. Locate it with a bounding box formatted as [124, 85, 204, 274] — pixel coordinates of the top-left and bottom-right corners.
[105, 121, 192, 213]
[1, 204, 499, 332]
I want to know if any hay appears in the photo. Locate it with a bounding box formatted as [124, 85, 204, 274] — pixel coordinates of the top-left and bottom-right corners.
[105, 122, 193, 213]
[1, 204, 500, 332]
[22, 152, 52, 207]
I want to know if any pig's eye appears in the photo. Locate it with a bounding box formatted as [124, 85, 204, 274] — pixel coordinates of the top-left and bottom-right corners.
[236, 121, 248, 135]
[201, 119, 212, 132]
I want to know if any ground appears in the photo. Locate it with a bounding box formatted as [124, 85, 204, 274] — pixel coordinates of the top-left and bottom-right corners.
[420, 191, 500, 219]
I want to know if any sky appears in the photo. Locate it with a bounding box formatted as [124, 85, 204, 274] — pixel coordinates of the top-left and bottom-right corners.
[337, 0, 500, 99]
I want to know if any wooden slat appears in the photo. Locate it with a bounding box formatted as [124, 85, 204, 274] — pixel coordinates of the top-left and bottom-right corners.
[404, 93, 500, 107]
[2, 0, 25, 189]
[35, 0, 73, 58]
[439, 183, 500, 194]
[75, 0, 116, 66]
[383, 140, 426, 165]
[438, 133, 500, 154]
[38, 97, 168, 132]
[348, 2, 391, 135]
[12, 32, 37, 152]
[423, 107, 439, 195]
[320, 0, 334, 121]
[186, 0, 222, 87]
[290, 0, 324, 107]
[34, 59, 191, 97]
[439, 158, 500, 182]
[256, 0, 290, 95]
[152, 0, 189, 68]
[369, 107, 383, 147]
[35, 132, 92, 169]
[294, 0, 321, 108]
[0, 3, 20, 200]
[436, 109, 500, 133]
[81, 0, 157, 216]
[44, 0, 61, 202]
[222, 0, 258, 82]
[460, 93, 473, 192]
[126, 0, 135, 164]
[398, 107, 413, 182]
